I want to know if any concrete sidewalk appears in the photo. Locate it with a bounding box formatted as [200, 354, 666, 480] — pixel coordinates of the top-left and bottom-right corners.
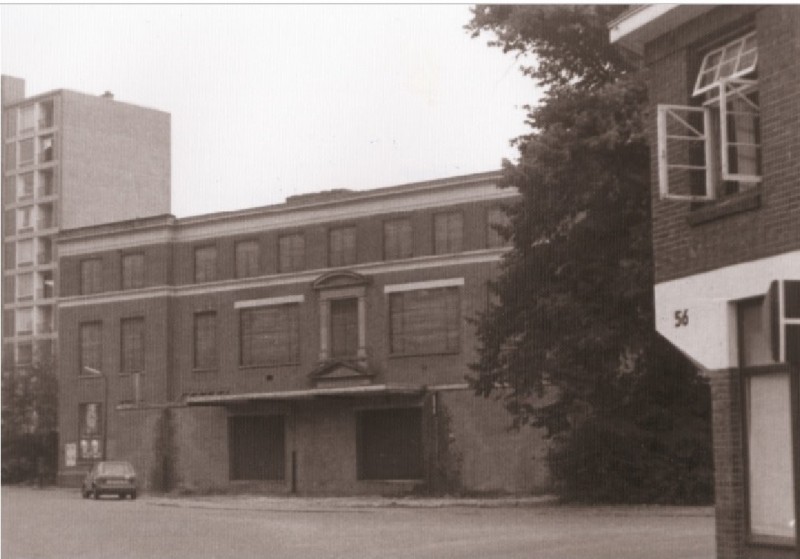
[146, 492, 713, 517]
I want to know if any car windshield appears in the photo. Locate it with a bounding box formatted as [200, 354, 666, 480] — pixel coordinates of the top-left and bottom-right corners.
[98, 462, 133, 476]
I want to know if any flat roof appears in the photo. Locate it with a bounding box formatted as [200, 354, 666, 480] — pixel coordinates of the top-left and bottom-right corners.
[608, 5, 715, 54]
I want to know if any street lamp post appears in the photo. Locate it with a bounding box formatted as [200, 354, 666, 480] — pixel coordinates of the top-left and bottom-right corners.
[83, 366, 108, 460]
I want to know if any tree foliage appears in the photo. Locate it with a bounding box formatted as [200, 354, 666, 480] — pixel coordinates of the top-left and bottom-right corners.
[2, 357, 59, 484]
[467, 5, 712, 503]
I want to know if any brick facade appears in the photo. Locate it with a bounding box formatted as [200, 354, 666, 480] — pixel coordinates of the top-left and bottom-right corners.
[612, 6, 800, 559]
[56, 173, 551, 495]
[644, 6, 800, 285]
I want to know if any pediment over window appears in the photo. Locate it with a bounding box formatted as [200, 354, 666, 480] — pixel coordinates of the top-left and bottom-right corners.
[309, 359, 375, 388]
[312, 270, 371, 291]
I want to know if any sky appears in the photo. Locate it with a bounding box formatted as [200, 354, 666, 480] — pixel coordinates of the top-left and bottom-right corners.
[1, 5, 539, 218]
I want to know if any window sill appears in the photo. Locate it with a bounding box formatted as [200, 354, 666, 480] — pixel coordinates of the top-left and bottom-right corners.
[686, 189, 761, 226]
[239, 363, 299, 371]
[192, 367, 218, 374]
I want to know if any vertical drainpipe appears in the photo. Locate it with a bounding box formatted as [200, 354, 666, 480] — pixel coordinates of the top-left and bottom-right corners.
[290, 402, 297, 494]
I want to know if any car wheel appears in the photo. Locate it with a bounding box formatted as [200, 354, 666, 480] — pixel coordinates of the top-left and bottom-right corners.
[118, 493, 125, 499]
[131, 491, 137, 500]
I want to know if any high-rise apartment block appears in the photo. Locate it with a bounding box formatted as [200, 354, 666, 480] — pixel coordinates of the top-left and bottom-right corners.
[2, 76, 170, 368]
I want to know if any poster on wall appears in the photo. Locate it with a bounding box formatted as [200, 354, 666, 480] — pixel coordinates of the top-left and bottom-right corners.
[65, 443, 76, 467]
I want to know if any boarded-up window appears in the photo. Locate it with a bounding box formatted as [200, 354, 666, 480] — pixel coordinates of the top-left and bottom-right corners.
[80, 259, 103, 295]
[434, 212, 463, 254]
[194, 311, 217, 370]
[240, 304, 300, 366]
[235, 240, 260, 279]
[330, 298, 358, 358]
[384, 219, 412, 260]
[229, 415, 285, 480]
[121, 253, 145, 290]
[278, 234, 305, 273]
[329, 226, 356, 267]
[390, 287, 460, 355]
[80, 322, 102, 373]
[194, 246, 217, 282]
[357, 408, 423, 480]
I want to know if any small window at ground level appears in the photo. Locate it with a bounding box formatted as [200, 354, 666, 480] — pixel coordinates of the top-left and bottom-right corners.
[357, 408, 423, 480]
[229, 415, 285, 481]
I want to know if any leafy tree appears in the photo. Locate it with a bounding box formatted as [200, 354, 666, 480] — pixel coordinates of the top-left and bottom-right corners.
[2, 355, 59, 484]
[467, 5, 712, 503]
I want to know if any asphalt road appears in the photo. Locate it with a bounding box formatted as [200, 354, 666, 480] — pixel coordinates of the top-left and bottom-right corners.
[2, 487, 715, 559]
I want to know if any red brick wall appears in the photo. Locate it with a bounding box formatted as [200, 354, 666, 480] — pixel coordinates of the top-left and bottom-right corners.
[645, 6, 800, 284]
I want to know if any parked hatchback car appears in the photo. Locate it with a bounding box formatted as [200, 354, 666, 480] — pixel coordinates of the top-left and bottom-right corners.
[82, 461, 137, 500]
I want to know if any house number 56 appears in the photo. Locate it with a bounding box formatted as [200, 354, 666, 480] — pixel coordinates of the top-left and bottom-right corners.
[674, 309, 689, 327]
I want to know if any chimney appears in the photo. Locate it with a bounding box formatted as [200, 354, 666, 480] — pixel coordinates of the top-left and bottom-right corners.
[101, 91, 114, 100]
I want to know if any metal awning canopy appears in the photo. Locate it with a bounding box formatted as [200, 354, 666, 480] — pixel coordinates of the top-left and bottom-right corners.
[185, 384, 426, 406]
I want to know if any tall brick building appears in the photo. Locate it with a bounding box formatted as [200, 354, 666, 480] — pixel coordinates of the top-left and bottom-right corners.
[55, 171, 550, 495]
[610, 6, 800, 558]
[2, 76, 171, 370]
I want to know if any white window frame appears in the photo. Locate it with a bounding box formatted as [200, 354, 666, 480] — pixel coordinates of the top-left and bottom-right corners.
[693, 31, 758, 97]
[657, 32, 760, 202]
[718, 78, 761, 184]
[656, 105, 717, 201]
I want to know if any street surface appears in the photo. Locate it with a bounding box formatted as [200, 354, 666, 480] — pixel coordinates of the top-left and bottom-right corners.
[2, 487, 714, 559]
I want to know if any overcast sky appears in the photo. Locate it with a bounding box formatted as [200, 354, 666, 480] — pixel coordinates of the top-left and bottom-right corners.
[1, 5, 539, 218]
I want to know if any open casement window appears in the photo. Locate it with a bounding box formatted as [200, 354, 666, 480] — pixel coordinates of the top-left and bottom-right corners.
[657, 32, 760, 201]
[718, 78, 761, 184]
[657, 105, 717, 201]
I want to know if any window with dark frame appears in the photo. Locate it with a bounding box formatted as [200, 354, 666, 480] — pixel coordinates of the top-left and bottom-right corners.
[330, 298, 358, 358]
[194, 311, 217, 370]
[79, 321, 102, 373]
[384, 219, 413, 260]
[120, 317, 145, 373]
[433, 212, 463, 255]
[389, 287, 460, 355]
[235, 240, 260, 279]
[121, 253, 145, 290]
[194, 245, 218, 283]
[278, 234, 305, 273]
[80, 259, 103, 295]
[329, 226, 356, 267]
[240, 304, 300, 366]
